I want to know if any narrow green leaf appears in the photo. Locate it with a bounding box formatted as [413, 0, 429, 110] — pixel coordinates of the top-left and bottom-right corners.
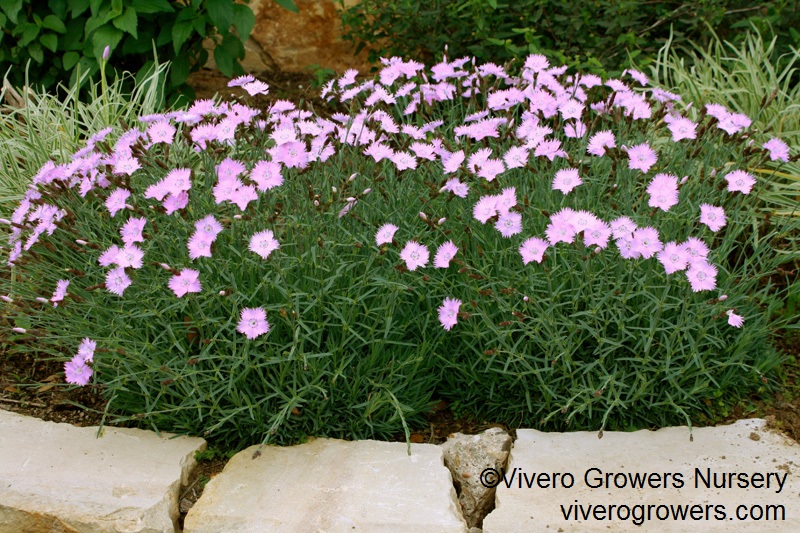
[112, 7, 138, 39]
[42, 14, 68, 33]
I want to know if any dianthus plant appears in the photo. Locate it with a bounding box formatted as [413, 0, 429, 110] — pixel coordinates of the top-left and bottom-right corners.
[1, 57, 796, 444]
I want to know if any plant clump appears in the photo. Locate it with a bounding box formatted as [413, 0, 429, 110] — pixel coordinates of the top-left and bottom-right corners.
[1, 55, 796, 447]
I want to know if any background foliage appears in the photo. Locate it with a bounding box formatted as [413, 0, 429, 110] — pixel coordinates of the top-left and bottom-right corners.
[0, 0, 296, 101]
[338, 0, 800, 78]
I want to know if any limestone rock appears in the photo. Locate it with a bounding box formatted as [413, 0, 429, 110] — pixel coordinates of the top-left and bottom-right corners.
[0, 409, 206, 533]
[184, 437, 468, 532]
[442, 428, 512, 528]
[483, 419, 800, 532]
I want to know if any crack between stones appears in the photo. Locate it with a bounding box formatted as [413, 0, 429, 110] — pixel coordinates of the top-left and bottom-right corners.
[443, 429, 516, 531]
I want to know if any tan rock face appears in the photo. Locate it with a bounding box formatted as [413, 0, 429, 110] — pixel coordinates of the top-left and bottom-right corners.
[483, 419, 800, 532]
[0, 409, 206, 533]
[246, 0, 370, 74]
[184, 437, 468, 532]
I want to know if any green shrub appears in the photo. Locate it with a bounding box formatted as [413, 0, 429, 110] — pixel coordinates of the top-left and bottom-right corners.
[338, 0, 800, 78]
[1, 55, 796, 448]
[0, 0, 297, 100]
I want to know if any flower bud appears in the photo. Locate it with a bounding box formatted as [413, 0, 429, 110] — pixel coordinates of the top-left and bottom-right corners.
[314, 200, 320, 207]
[36, 297, 49, 303]
[419, 212, 428, 221]
[0, 218, 10, 225]
[719, 294, 728, 301]
[159, 263, 172, 270]
[75, 239, 88, 245]
[362, 188, 371, 195]
[102, 45, 110, 61]
[0, 295, 13, 303]
[437, 218, 446, 225]
[332, 186, 337, 193]
[12, 327, 26, 334]
[234, 214, 242, 219]
[680, 176, 688, 184]
[348, 173, 357, 181]
[346, 197, 356, 202]
[523, 296, 530, 302]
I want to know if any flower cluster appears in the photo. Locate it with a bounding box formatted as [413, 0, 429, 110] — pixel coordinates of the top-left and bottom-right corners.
[64, 338, 96, 386]
[2, 50, 792, 395]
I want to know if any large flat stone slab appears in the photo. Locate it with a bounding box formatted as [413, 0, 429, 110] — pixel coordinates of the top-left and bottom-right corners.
[0, 409, 206, 533]
[483, 419, 800, 532]
[184, 437, 467, 532]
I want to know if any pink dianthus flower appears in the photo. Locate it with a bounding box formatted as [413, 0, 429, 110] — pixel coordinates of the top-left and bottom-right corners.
[121, 217, 146, 245]
[763, 138, 790, 162]
[626, 142, 657, 173]
[249, 229, 279, 259]
[434, 240, 458, 268]
[400, 241, 429, 271]
[105, 188, 130, 217]
[237, 307, 270, 339]
[168, 269, 202, 297]
[519, 237, 548, 264]
[699, 204, 727, 232]
[686, 261, 718, 292]
[375, 223, 399, 246]
[64, 357, 93, 386]
[496, 212, 522, 237]
[552, 168, 582, 194]
[105, 267, 132, 297]
[726, 310, 744, 328]
[724, 170, 756, 194]
[438, 298, 462, 331]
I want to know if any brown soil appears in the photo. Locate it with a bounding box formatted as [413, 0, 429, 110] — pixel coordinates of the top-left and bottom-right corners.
[1, 67, 799, 524]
